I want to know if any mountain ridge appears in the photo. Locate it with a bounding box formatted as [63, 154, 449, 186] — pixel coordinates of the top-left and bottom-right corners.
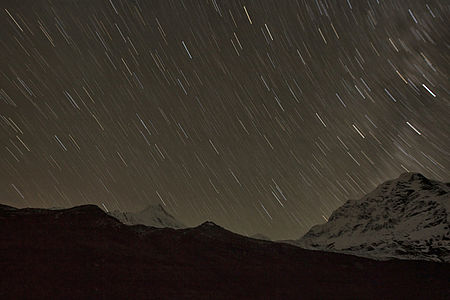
[108, 203, 185, 229]
[1, 201, 449, 299]
[295, 172, 450, 262]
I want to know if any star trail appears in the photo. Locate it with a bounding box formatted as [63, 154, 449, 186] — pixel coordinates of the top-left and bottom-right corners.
[1, 0, 449, 239]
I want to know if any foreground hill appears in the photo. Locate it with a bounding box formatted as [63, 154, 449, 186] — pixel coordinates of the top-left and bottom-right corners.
[0, 203, 448, 299]
[295, 173, 450, 262]
[108, 204, 185, 229]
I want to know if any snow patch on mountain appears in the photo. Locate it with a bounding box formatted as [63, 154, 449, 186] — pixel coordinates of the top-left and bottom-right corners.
[295, 173, 450, 262]
[109, 204, 184, 229]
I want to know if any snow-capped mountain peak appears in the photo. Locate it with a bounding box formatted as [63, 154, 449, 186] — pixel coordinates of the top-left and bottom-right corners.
[296, 173, 450, 262]
[109, 204, 184, 229]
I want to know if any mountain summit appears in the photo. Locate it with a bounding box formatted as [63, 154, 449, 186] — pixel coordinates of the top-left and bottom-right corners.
[108, 204, 184, 229]
[296, 173, 450, 262]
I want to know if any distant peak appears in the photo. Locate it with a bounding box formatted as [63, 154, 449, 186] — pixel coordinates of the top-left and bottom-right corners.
[397, 172, 432, 185]
[299, 172, 450, 262]
[197, 221, 220, 229]
[397, 172, 428, 182]
[190, 221, 232, 236]
[201, 221, 217, 226]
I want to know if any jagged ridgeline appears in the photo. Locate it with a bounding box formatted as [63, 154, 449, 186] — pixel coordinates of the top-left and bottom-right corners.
[294, 173, 450, 262]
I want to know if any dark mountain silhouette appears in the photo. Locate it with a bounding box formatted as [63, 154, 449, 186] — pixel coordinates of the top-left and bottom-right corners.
[0, 203, 449, 299]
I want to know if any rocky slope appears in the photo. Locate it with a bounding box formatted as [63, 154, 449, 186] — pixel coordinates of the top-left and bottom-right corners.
[295, 173, 450, 262]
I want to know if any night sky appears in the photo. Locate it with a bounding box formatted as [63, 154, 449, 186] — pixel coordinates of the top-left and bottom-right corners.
[1, 0, 449, 240]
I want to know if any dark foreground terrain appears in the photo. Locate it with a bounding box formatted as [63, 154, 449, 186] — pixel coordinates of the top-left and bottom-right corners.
[0, 204, 449, 299]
